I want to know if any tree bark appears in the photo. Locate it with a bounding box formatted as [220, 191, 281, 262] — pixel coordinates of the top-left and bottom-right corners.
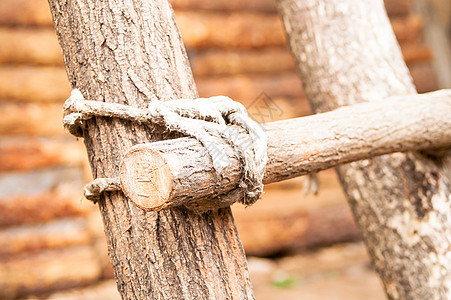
[110, 92, 451, 211]
[276, 1, 451, 299]
[48, 0, 253, 299]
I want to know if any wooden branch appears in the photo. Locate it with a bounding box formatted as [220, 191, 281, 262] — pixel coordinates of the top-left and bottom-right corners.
[117, 91, 451, 211]
[276, 0, 451, 298]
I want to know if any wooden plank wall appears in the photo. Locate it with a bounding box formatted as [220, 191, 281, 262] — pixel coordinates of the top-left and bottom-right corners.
[0, 0, 438, 298]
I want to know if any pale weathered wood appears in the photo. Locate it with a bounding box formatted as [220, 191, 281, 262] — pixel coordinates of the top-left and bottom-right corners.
[0, 0, 53, 27]
[0, 25, 431, 73]
[0, 218, 92, 256]
[176, 11, 286, 49]
[196, 73, 304, 100]
[0, 102, 65, 136]
[276, 0, 451, 298]
[0, 28, 64, 65]
[177, 12, 420, 49]
[48, 0, 254, 299]
[189, 48, 295, 76]
[117, 91, 451, 211]
[0, 64, 433, 104]
[0, 192, 88, 227]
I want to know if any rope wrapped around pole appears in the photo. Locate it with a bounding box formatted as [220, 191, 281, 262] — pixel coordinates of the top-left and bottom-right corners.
[64, 89, 268, 207]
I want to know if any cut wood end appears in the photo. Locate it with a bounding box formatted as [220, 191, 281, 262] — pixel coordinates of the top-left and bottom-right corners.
[120, 144, 174, 211]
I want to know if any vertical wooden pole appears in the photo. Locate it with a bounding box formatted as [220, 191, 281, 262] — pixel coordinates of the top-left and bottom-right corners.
[276, 0, 451, 299]
[48, 0, 254, 298]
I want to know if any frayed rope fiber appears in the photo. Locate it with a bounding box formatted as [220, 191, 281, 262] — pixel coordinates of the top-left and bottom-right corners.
[64, 89, 268, 206]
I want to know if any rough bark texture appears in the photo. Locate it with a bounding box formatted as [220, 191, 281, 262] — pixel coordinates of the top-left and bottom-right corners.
[117, 92, 451, 211]
[48, 0, 253, 299]
[276, 1, 451, 299]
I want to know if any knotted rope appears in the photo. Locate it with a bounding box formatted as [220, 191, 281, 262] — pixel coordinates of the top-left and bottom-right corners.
[64, 89, 268, 206]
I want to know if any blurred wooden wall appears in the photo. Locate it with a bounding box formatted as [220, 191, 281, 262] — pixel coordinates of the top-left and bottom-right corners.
[0, 0, 438, 298]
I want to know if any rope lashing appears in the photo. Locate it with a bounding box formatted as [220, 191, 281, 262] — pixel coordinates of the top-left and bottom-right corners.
[64, 89, 268, 206]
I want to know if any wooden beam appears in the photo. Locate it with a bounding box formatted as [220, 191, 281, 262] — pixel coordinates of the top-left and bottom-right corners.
[48, 0, 255, 298]
[0, 246, 101, 299]
[116, 91, 451, 211]
[276, 0, 450, 298]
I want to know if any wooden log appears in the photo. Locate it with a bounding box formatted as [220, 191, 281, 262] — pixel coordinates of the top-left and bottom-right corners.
[0, 0, 53, 27]
[238, 199, 359, 256]
[243, 96, 312, 123]
[232, 172, 361, 256]
[0, 102, 65, 136]
[115, 91, 451, 211]
[0, 137, 86, 172]
[196, 73, 304, 100]
[0, 167, 84, 199]
[276, 0, 450, 298]
[0, 218, 92, 256]
[0, 28, 63, 65]
[0, 246, 102, 299]
[176, 11, 286, 49]
[0, 66, 70, 103]
[0, 192, 89, 228]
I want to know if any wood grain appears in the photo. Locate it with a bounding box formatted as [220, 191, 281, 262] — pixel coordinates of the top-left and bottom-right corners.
[117, 91, 451, 211]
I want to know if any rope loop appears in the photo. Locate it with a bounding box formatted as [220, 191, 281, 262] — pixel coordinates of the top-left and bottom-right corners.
[64, 89, 268, 206]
